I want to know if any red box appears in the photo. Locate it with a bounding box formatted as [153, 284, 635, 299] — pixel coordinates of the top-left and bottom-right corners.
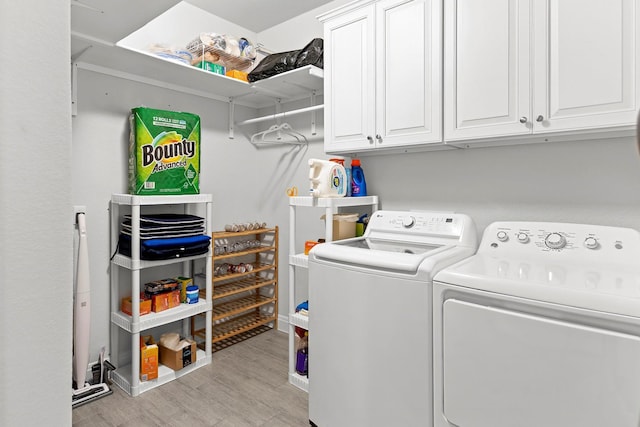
[151, 290, 181, 313]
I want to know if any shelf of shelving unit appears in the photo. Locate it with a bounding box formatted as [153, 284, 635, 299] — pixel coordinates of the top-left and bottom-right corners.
[111, 349, 208, 397]
[192, 226, 278, 353]
[288, 196, 379, 392]
[109, 193, 213, 397]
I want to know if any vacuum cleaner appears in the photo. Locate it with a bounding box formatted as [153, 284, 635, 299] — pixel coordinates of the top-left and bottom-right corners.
[72, 212, 112, 408]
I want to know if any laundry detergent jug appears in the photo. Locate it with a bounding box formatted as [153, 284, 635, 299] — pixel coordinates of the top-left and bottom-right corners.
[308, 158, 347, 197]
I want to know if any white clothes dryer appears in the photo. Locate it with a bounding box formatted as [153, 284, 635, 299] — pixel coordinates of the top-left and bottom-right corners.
[433, 221, 640, 427]
[308, 210, 477, 427]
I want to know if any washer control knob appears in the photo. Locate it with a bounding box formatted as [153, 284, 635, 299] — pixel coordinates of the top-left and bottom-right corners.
[584, 237, 599, 249]
[517, 232, 529, 243]
[402, 216, 416, 228]
[545, 232, 567, 249]
[496, 231, 509, 242]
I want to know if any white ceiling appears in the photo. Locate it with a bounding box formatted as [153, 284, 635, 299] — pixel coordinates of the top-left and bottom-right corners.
[185, 0, 336, 32]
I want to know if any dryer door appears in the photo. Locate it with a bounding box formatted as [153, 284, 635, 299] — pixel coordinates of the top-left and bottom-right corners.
[442, 299, 640, 427]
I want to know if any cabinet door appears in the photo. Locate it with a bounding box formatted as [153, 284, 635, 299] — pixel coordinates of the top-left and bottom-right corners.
[444, 0, 531, 141]
[324, 5, 376, 153]
[533, 0, 639, 132]
[376, 0, 443, 148]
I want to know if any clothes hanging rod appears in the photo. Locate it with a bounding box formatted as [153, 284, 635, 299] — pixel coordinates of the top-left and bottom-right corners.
[236, 104, 324, 126]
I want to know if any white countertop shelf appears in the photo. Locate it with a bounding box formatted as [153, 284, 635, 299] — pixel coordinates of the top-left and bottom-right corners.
[289, 254, 309, 268]
[289, 312, 309, 330]
[289, 372, 309, 392]
[112, 349, 210, 396]
[111, 300, 212, 333]
[289, 195, 379, 208]
[111, 252, 210, 271]
[111, 193, 212, 206]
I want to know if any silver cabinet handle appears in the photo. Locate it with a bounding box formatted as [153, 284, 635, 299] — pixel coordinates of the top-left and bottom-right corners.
[519, 117, 528, 124]
[367, 135, 374, 144]
[536, 115, 544, 122]
[376, 134, 382, 143]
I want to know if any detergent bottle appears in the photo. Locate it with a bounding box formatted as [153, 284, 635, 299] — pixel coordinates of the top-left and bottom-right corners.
[350, 158, 367, 197]
[330, 157, 351, 196]
[309, 158, 347, 197]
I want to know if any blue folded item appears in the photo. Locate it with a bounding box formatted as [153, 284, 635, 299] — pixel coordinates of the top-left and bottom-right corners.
[296, 301, 309, 312]
[142, 234, 211, 248]
[118, 234, 211, 260]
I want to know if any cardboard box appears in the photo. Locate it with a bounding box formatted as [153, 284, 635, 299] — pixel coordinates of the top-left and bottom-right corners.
[304, 240, 321, 255]
[128, 107, 200, 195]
[121, 294, 152, 316]
[225, 69, 248, 82]
[140, 335, 158, 381]
[159, 339, 197, 371]
[321, 213, 359, 241]
[151, 290, 181, 313]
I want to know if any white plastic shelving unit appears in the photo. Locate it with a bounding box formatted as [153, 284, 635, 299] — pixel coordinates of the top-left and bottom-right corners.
[288, 195, 379, 392]
[109, 193, 213, 397]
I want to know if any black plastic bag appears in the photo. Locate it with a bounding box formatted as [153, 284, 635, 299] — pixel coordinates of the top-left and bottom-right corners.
[295, 38, 323, 68]
[248, 38, 323, 83]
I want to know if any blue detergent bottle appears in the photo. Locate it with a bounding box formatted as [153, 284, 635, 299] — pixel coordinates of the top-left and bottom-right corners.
[350, 158, 367, 197]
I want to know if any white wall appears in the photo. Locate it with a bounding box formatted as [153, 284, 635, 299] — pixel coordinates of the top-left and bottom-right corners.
[70, 0, 640, 394]
[72, 68, 329, 359]
[71, 0, 349, 360]
[0, 0, 72, 425]
[257, 0, 352, 52]
[363, 137, 640, 233]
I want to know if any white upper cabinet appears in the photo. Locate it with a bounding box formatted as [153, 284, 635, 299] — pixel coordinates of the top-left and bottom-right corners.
[321, 0, 443, 154]
[445, 0, 639, 143]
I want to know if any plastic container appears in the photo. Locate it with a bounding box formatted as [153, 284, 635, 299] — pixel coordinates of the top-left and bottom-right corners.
[330, 157, 352, 197]
[309, 159, 347, 198]
[185, 285, 199, 304]
[351, 159, 367, 197]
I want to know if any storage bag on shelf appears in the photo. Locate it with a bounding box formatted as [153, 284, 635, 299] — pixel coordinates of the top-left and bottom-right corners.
[247, 38, 323, 83]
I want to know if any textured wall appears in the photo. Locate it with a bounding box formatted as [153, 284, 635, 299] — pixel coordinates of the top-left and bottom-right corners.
[0, 0, 72, 425]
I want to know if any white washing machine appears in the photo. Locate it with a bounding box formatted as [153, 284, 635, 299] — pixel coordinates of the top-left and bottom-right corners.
[433, 221, 640, 427]
[308, 210, 478, 427]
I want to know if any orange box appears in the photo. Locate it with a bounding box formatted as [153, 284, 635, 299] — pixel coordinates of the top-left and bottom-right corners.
[225, 69, 248, 82]
[121, 294, 152, 316]
[151, 290, 181, 313]
[304, 240, 321, 255]
[159, 339, 197, 371]
[140, 335, 158, 381]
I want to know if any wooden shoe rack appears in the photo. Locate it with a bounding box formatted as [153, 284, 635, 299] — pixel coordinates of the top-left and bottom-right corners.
[193, 226, 278, 351]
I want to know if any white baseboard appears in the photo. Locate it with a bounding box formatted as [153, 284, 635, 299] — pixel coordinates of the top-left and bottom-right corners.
[277, 314, 289, 333]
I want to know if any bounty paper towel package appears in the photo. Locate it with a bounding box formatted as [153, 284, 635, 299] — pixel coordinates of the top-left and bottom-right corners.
[129, 107, 200, 195]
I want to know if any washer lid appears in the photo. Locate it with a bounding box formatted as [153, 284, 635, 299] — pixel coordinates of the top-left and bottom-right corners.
[311, 238, 451, 273]
[435, 253, 640, 318]
[334, 237, 441, 254]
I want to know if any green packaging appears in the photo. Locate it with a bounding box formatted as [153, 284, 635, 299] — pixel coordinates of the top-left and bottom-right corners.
[129, 107, 200, 195]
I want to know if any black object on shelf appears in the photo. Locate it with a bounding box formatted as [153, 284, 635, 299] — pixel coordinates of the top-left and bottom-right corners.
[248, 38, 323, 83]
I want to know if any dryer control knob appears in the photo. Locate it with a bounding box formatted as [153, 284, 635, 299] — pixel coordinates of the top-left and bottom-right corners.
[496, 231, 509, 242]
[517, 232, 529, 243]
[545, 232, 567, 249]
[584, 237, 599, 249]
[402, 216, 416, 228]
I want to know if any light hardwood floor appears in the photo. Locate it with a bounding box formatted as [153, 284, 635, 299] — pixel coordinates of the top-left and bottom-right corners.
[72, 330, 309, 426]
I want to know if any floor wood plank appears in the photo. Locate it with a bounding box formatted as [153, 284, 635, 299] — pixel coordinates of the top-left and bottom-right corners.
[72, 330, 309, 426]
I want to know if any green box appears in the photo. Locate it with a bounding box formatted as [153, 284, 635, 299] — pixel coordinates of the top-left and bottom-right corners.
[129, 107, 200, 195]
[194, 61, 225, 75]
